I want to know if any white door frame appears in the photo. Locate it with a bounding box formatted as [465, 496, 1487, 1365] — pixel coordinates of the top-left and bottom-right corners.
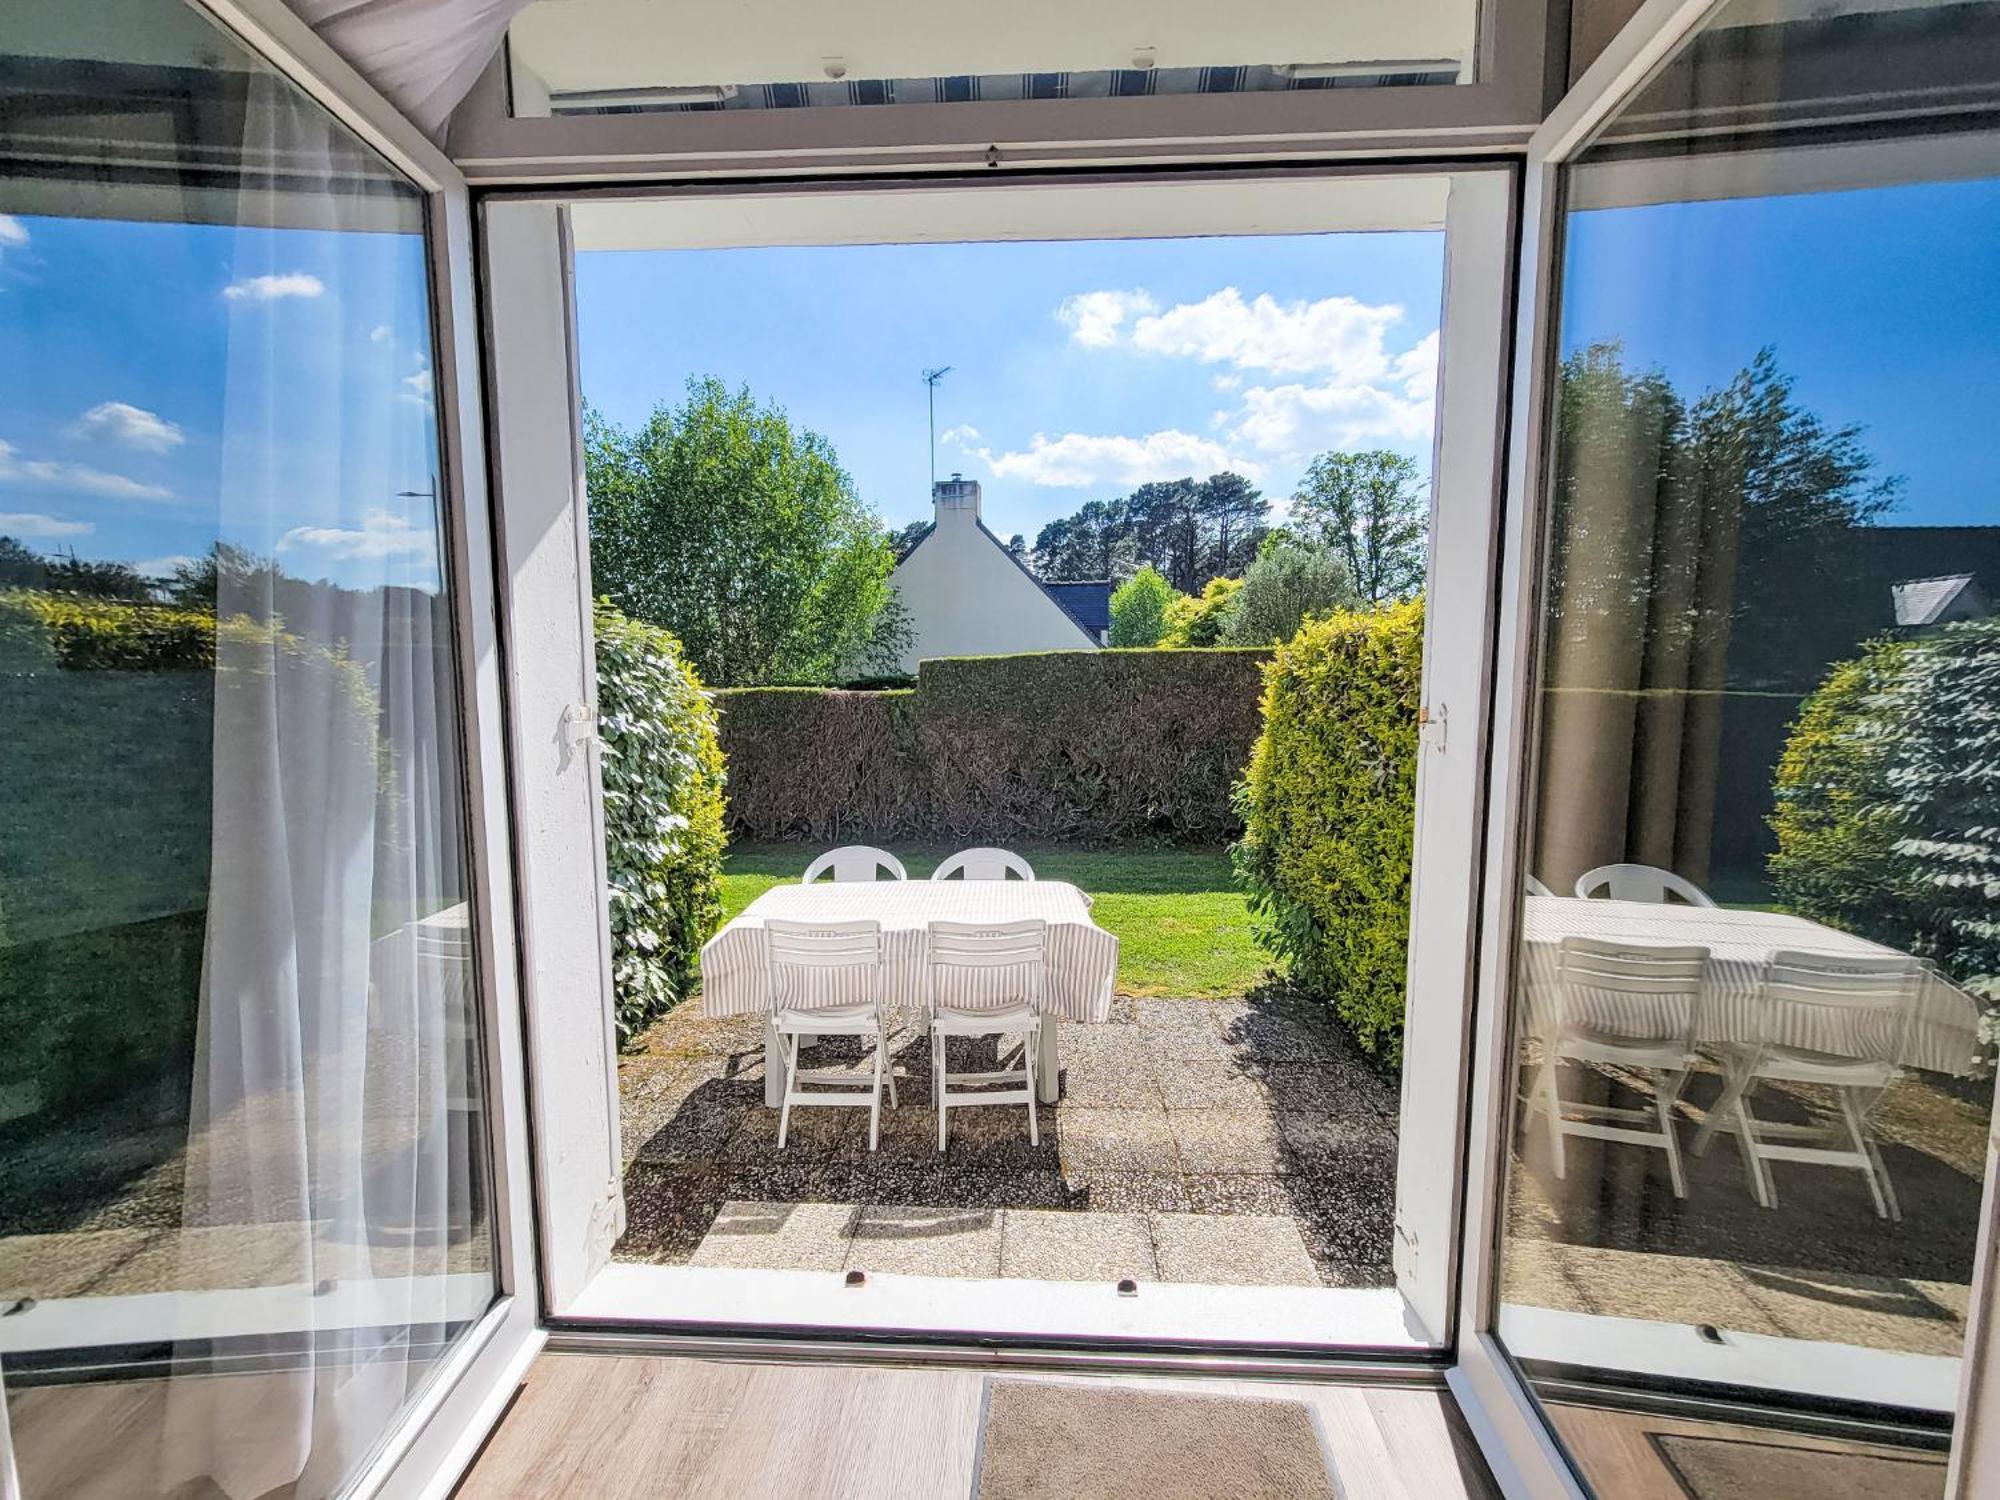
[1445, 0, 2000, 1494]
[166, 3, 549, 1496]
[480, 162, 1515, 1354]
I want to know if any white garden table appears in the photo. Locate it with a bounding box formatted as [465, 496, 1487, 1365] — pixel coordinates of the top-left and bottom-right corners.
[1520, 896, 1983, 1076]
[699, 880, 1119, 1107]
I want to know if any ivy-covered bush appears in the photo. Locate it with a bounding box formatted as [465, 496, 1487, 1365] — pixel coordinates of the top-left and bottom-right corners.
[1771, 618, 2000, 1039]
[1, 588, 216, 670]
[593, 598, 727, 1044]
[715, 647, 1271, 843]
[1233, 601, 1424, 1060]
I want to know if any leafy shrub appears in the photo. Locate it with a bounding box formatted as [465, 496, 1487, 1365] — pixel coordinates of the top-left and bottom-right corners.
[1108, 565, 1179, 647]
[1772, 619, 2000, 1036]
[1233, 601, 1424, 1060]
[593, 599, 727, 1043]
[1220, 543, 1360, 646]
[716, 647, 1271, 843]
[1, 589, 215, 670]
[1162, 575, 1244, 647]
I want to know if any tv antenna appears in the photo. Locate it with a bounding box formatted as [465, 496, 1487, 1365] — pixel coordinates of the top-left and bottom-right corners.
[922, 366, 953, 491]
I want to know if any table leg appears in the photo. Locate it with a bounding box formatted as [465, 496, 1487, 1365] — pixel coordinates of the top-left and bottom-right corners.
[764, 1013, 785, 1108]
[1037, 1015, 1060, 1104]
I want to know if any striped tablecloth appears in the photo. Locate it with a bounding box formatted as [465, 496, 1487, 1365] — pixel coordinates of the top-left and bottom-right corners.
[699, 880, 1119, 1024]
[1521, 897, 1984, 1077]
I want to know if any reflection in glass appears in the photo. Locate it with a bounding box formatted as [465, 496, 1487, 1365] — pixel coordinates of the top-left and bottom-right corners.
[1496, 0, 2000, 1492]
[0, 0, 493, 1495]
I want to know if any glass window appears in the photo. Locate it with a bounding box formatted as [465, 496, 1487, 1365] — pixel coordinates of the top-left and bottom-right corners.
[0, 1, 494, 1495]
[504, 0, 1478, 118]
[1495, 0, 2000, 1491]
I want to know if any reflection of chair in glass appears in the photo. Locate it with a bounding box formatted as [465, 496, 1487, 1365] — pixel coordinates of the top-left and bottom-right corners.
[1525, 874, 1554, 898]
[1573, 862, 1716, 907]
[802, 846, 908, 883]
[763, 919, 898, 1150]
[1523, 936, 1709, 1197]
[1692, 950, 1919, 1221]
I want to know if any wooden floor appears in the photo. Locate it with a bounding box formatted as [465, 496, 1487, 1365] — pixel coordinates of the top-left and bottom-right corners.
[452, 1351, 1501, 1500]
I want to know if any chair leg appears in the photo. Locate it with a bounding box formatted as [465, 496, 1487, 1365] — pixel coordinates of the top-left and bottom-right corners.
[868, 1037, 883, 1152]
[1541, 1061, 1567, 1180]
[1692, 1064, 1751, 1158]
[1734, 1089, 1776, 1209]
[934, 1033, 948, 1153]
[1838, 1085, 1896, 1221]
[1024, 1031, 1039, 1147]
[1654, 1069, 1688, 1199]
[778, 1033, 800, 1150]
[884, 1033, 899, 1109]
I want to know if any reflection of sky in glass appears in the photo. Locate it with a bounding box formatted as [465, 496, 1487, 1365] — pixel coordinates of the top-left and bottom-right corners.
[0, 214, 444, 591]
[1559, 173, 2000, 528]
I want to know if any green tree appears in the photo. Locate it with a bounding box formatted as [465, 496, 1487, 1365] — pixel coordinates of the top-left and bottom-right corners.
[1221, 543, 1359, 646]
[1199, 471, 1271, 579]
[1033, 497, 1135, 581]
[584, 379, 900, 686]
[1288, 450, 1428, 606]
[1161, 575, 1244, 647]
[1108, 564, 1181, 647]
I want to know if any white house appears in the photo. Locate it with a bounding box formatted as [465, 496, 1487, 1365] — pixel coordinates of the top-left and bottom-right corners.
[885, 475, 1111, 673]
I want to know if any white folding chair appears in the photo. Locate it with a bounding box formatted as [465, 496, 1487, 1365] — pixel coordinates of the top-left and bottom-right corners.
[801, 846, 907, 883]
[763, 919, 898, 1151]
[1522, 936, 1709, 1197]
[1524, 874, 1554, 898]
[1574, 862, 1717, 908]
[925, 919, 1046, 1151]
[933, 847, 1036, 882]
[1692, 949, 1920, 1220]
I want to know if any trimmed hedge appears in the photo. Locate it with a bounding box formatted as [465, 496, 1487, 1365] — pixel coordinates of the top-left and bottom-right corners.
[716, 648, 1271, 843]
[1233, 601, 1424, 1061]
[593, 599, 728, 1044]
[1, 588, 216, 671]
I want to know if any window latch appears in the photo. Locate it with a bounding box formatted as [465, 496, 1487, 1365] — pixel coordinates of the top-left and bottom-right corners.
[1418, 702, 1446, 753]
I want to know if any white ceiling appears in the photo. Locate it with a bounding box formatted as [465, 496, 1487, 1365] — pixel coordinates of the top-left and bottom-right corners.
[509, 0, 1478, 95]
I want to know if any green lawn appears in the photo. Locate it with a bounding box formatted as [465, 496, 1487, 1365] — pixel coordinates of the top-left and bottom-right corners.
[717, 842, 1269, 999]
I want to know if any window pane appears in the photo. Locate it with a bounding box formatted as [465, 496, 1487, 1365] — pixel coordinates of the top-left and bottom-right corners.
[1496, 0, 2000, 1489]
[0, 1, 495, 1495]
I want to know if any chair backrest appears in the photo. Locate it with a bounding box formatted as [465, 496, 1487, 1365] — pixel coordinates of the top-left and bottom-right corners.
[1556, 935, 1708, 1047]
[1524, 874, 1554, 898]
[762, 919, 883, 1013]
[924, 919, 1047, 1013]
[933, 847, 1036, 883]
[1573, 862, 1716, 908]
[801, 846, 907, 884]
[1759, 949, 1921, 1065]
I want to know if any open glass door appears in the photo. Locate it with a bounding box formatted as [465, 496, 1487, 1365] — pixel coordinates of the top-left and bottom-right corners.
[1458, 0, 2000, 1493]
[485, 166, 1514, 1355]
[0, 1, 541, 1495]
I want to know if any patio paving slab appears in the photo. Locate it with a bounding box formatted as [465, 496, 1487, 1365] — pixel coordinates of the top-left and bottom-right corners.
[845, 1205, 1003, 1278]
[1057, 1108, 1181, 1175]
[1056, 1027, 1167, 1109]
[1169, 1110, 1289, 1175]
[1153, 1060, 1269, 1113]
[1148, 1212, 1321, 1287]
[1001, 1209, 1158, 1283]
[1181, 1173, 1304, 1219]
[719, 1100, 862, 1161]
[1219, 1006, 1340, 1063]
[1262, 1062, 1396, 1121]
[688, 1200, 857, 1271]
[1059, 1168, 1193, 1215]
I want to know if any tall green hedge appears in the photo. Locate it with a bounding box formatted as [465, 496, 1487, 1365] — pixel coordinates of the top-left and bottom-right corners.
[593, 599, 727, 1043]
[715, 647, 1271, 843]
[1772, 619, 2000, 1040]
[1233, 601, 1424, 1060]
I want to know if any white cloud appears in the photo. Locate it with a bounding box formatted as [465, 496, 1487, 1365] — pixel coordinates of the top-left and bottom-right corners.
[278, 507, 436, 561]
[0, 216, 27, 250]
[1211, 374, 1241, 392]
[1229, 329, 1441, 456]
[1125, 287, 1403, 375]
[402, 368, 434, 401]
[971, 429, 1259, 488]
[370, 324, 393, 344]
[0, 439, 171, 500]
[0, 511, 92, 539]
[938, 423, 980, 446]
[223, 272, 324, 303]
[1056, 289, 1156, 349]
[69, 401, 184, 454]
[132, 554, 197, 577]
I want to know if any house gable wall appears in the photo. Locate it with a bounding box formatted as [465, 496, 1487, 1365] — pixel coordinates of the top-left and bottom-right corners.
[888, 512, 1097, 673]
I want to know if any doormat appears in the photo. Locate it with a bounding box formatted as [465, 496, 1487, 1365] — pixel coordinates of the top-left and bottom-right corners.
[1653, 1432, 1946, 1500]
[974, 1380, 1336, 1500]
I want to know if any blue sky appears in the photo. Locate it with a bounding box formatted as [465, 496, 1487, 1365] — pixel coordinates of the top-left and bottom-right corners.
[0, 211, 444, 590]
[575, 232, 1448, 538]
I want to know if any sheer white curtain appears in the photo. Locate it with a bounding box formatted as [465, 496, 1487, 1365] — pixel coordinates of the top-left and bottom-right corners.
[285, 0, 535, 137]
[154, 69, 483, 1500]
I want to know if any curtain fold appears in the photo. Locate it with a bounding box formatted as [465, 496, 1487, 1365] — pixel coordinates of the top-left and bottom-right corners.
[284, 0, 535, 138]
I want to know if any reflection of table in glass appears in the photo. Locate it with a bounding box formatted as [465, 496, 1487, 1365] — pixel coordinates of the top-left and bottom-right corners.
[1521, 897, 1981, 1075]
[699, 881, 1119, 1107]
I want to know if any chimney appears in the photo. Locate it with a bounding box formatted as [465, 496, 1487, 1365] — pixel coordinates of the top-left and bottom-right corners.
[933, 471, 981, 524]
